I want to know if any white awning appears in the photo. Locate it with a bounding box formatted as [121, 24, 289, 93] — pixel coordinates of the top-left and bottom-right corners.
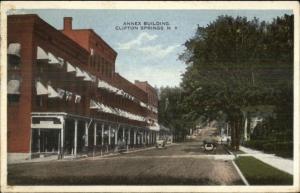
[116, 89, 124, 96]
[56, 88, 65, 99]
[83, 71, 92, 81]
[47, 85, 60, 98]
[75, 95, 81, 103]
[98, 80, 109, 89]
[65, 91, 73, 101]
[90, 99, 99, 109]
[149, 122, 160, 131]
[57, 57, 64, 67]
[37, 46, 48, 60]
[8, 43, 21, 57]
[140, 101, 147, 108]
[91, 75, 97, 83]
[66, 62, 76, 72]
[36, 81, 48, 95]
[98, 80, 119, 92]
[48, 52, 60, 64]
[7, 79, 20, 94]
[75, 67, 85, 77]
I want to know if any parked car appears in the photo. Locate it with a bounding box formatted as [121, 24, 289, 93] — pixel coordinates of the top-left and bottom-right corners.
[156, 139, 166, 149]
[203, 138, 217, 151]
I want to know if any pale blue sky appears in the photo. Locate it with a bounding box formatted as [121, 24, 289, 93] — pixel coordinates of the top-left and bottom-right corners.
[8, 9, 293, 88]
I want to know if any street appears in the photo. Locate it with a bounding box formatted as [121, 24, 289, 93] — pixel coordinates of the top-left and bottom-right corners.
[8, 129, 243, 185]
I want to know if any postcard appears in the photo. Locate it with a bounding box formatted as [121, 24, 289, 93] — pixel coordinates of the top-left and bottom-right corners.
[1, 1, 299, 193]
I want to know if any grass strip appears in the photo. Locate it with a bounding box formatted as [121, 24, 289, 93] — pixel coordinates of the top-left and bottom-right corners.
[235, 156, 293, 185]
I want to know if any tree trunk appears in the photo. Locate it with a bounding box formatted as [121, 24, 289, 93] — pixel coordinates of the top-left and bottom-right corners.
[236, 120, 240, 151]
[231, 121, 236, 149]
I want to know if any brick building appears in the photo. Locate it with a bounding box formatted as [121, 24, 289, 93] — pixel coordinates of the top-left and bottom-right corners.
[7, 14, 164, 162]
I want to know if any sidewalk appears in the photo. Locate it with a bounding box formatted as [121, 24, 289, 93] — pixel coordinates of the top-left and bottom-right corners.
[239, 146, 293, 175]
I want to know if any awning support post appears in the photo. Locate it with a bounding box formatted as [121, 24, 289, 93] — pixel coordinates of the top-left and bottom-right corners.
[93, 122, 97, 158]
[74, 119, 78, 158]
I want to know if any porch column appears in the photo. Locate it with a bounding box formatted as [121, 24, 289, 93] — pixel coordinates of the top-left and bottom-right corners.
[151, 131, 153, 144]
[147, 131, 150, 145]
[108, 125, 111, 145]
[134, 130, 137, 145]
[38, 129, 41, 153]
[74, 119, 78, 158]
[60, 118, 65, 159]
[127, 129, 131, 145]
[85, 121, 89, 146]
[122, 127, 125, 142]
[152, 131, 155, 144]
[101, 123, 104, 146]
[94, 123, 97, 146]
[115, 127, 118, 145]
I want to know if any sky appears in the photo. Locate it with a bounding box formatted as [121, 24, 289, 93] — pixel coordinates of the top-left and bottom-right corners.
[8, 9, 293, 88]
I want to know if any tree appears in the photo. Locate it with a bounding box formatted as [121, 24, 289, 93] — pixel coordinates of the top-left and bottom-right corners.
[179, 14, 293, 150]
[158, 87, 190, 142]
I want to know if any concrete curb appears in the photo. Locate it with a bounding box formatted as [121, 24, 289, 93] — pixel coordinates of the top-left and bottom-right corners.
[82, 143, 177, 160]
[223, 145, 249, 185]
[232, 160, 249, 186]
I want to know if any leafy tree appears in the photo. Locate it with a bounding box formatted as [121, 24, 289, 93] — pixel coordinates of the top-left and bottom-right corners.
[158, 87, 190, 141]
[179, 14, 293, 150]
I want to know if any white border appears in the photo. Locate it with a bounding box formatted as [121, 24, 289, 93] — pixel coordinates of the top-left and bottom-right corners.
[1, 1, 299, 193]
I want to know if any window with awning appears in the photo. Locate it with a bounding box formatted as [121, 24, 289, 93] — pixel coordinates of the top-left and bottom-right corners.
[75, 67, 85, 77]
[47, 85, 60, 98]
[36, 81, 48, 95]
[8, 43, 21, 69]
[7, 73, 21, 103]
[8, 43, 21, 57]
[7, 79, 20, 94]
[37, 46, 48, 60]
[66, 62, 76, 72]
[48, 52, 60, 64]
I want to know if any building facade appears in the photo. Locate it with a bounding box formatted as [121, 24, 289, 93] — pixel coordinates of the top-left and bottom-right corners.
[7, 14, 164, 162]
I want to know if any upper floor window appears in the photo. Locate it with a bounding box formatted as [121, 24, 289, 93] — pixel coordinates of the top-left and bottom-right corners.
[7, 74, 21, 104]
[8, 43, 21, 69]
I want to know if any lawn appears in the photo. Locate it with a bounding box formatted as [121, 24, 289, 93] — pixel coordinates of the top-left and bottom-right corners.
[235, 156, 293, 185]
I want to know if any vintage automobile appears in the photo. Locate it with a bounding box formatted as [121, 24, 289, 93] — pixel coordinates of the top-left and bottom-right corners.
[156, 138, 166, 149]
[203, 138, 217, 151]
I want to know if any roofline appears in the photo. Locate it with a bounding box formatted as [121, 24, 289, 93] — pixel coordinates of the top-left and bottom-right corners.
[135, 80, 158, 96]
[114, 72, 148, 98]
[60, 28, 118, 55]
[9, 14, 90, 57]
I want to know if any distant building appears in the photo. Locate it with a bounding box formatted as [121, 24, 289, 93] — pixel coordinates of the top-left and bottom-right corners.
[7, 14, 163, 162]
